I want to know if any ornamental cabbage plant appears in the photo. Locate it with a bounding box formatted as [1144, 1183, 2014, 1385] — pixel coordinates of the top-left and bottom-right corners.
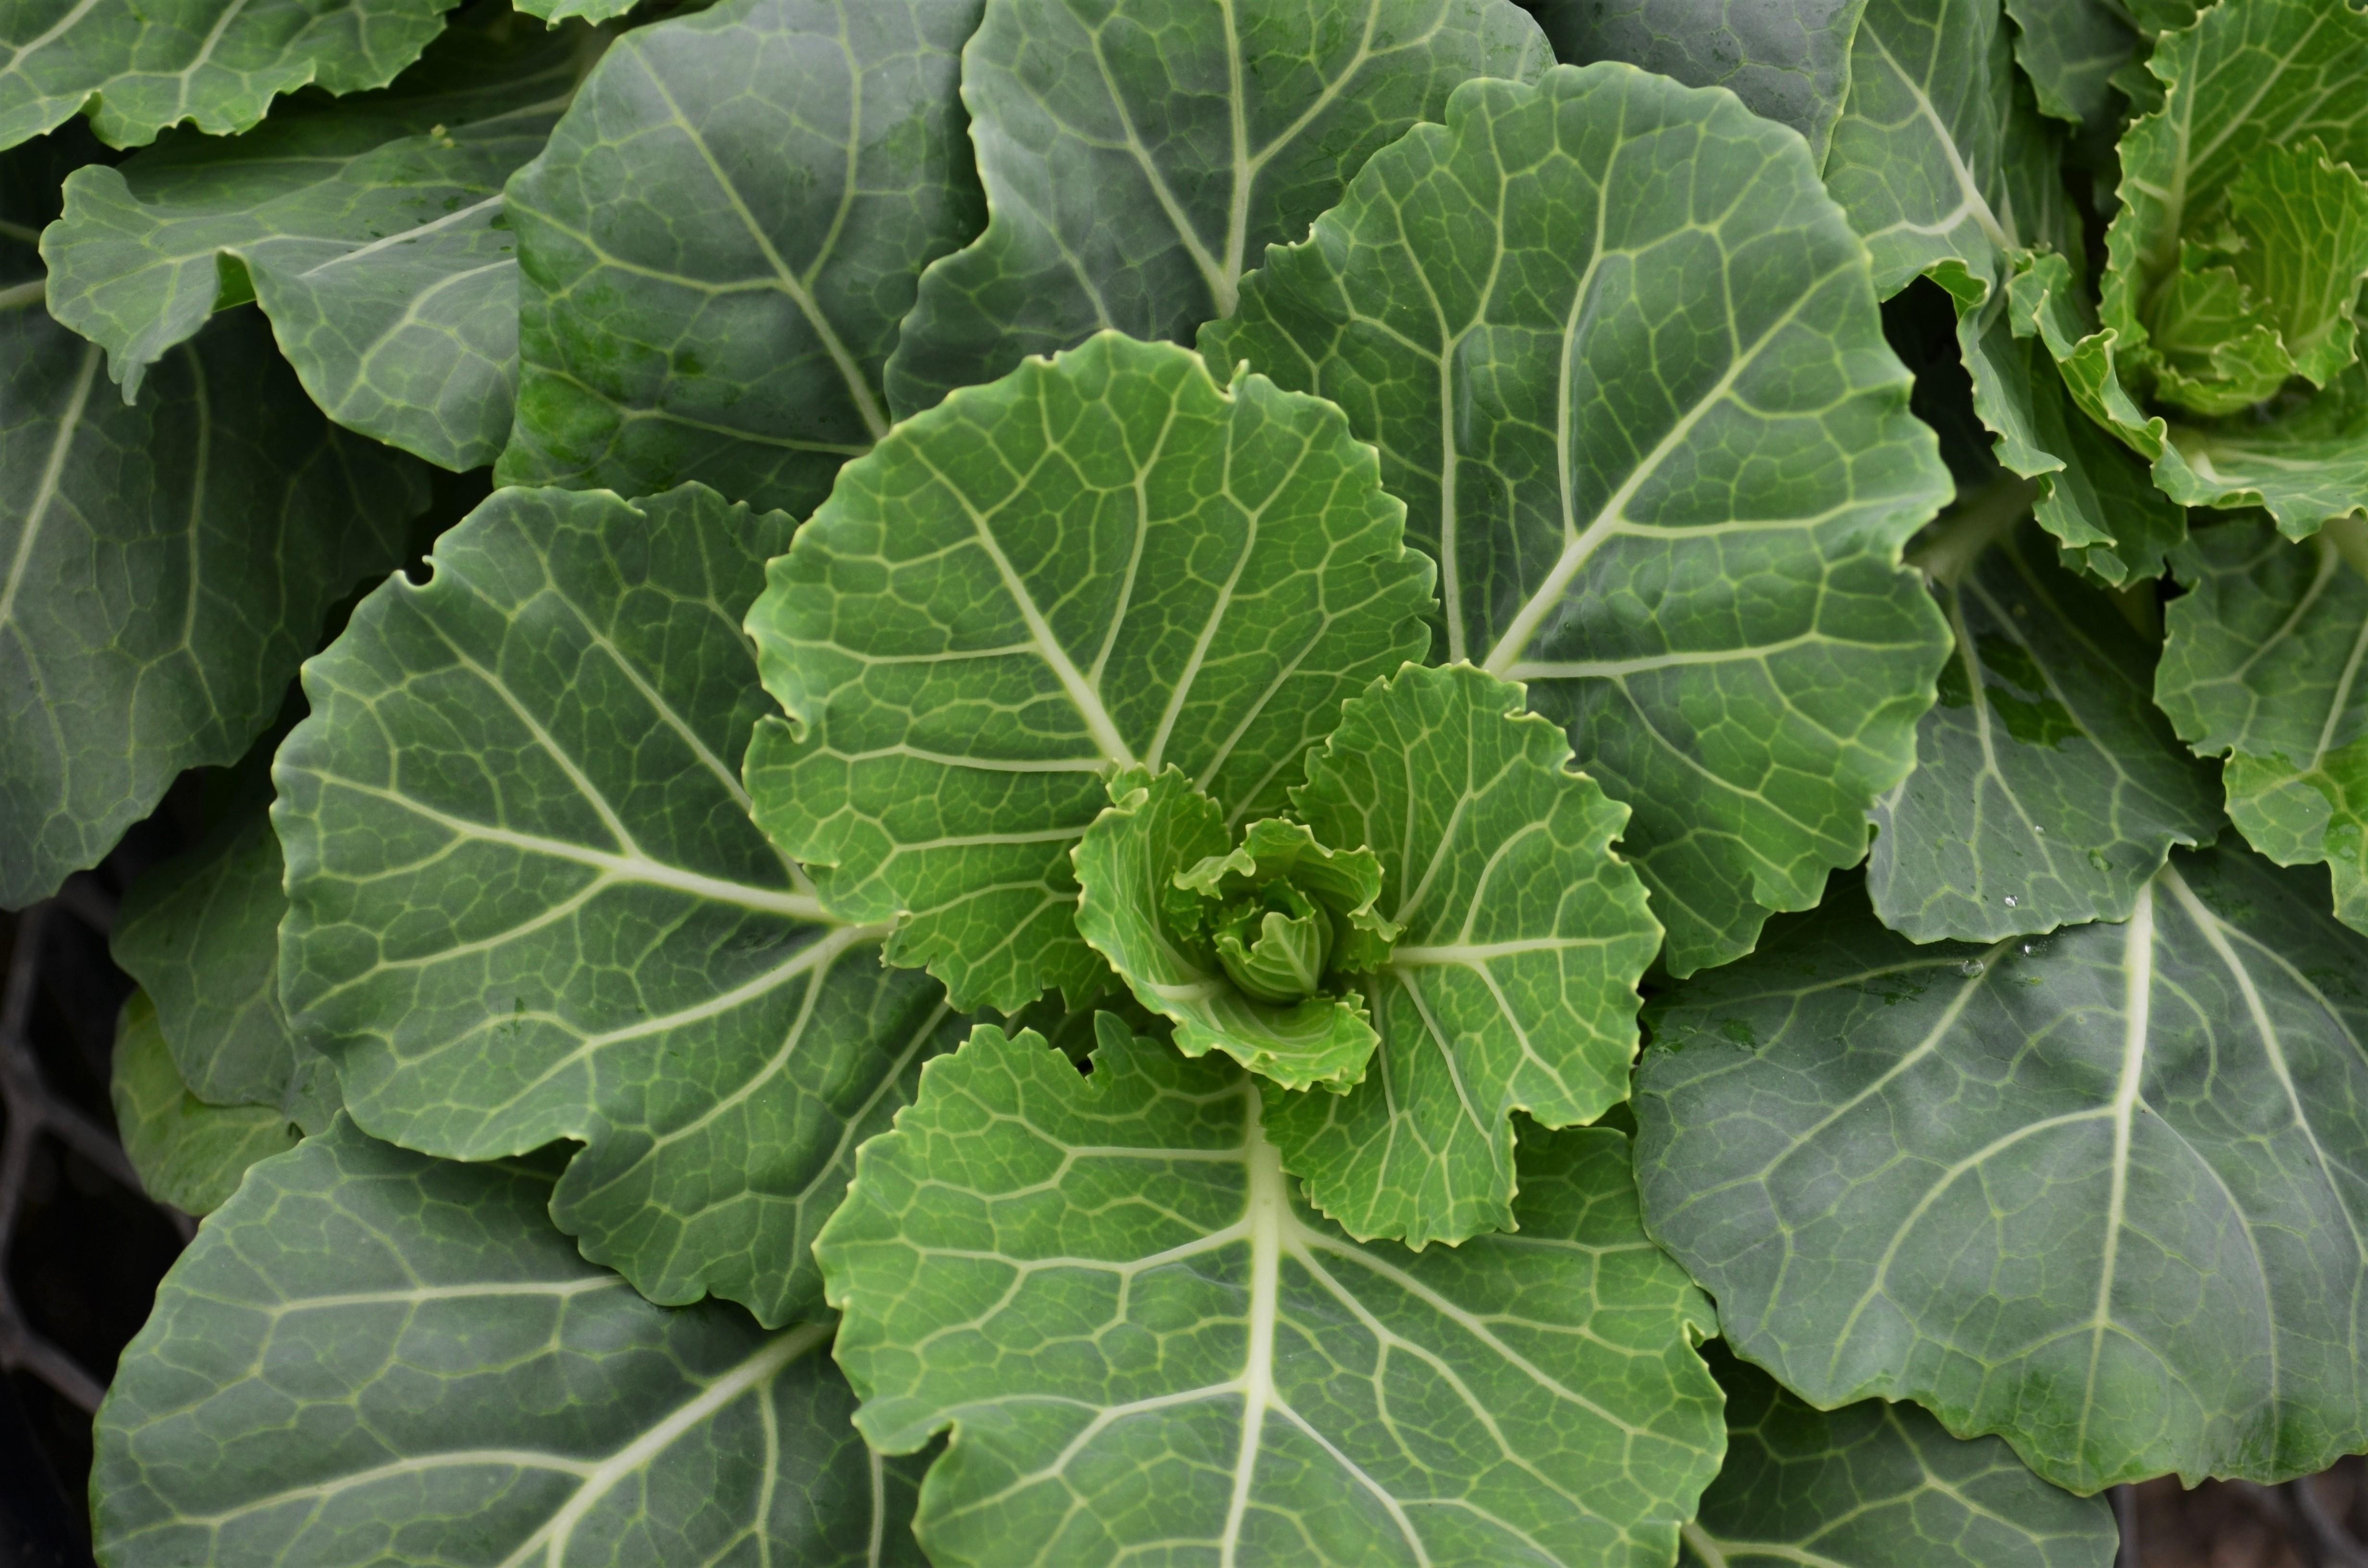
[0, 0, 2353, 1563]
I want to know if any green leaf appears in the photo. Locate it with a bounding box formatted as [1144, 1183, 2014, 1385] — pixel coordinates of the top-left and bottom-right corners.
[816, 1019, 1726, 1568]
[2002, 0, 2136, 132]
[744, 332, 1433, 1012]
[94, 1118, 927, 1567]
[40, 12, 604, 469]
[1520, 0, 1868, 166]
[276, 481, 962, 1329]
[511, 0, 639, 22]
[1870, 505, 2220, 941]
[113, 797, 341, 1127]
[0, 0, 456, 152]
[109, 989, 300, 1215]
[1074, 768, 1387, 1093]
[2156, 515, 2368, 937]
[1206, 65, 1952, 975]
[495, 0, 987, 514]
[1265, 662, 1661, 1246]
[1637, 845, 2368, 1491]
[2151, 360, 2368, 538]
[1822, 0, 2075, 301]
[1679, 1342, 2118, 1568]
[880, 0, 1550, 416]
[1, 137, 427, 908]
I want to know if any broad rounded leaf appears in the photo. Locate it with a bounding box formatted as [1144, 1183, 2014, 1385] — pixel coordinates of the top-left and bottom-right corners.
[1869, 509, 2220, 941]
[881, 0, 1550, 416]
[0, 0, 455, 152]
[1638, 846, 2368, 1490]
[496, 0, 987, 514]
[1074, 767, 1385, 1092]
[114, 799, 339, 1124]
[94, 1119, 926, 1567]
[745, 332, 1434, 1012]
[2001, 0, 2136, 132]
[41, 13, 604, 468]
[1, 283, 425, 907]
[1267, 662, 1661, 1246]
[110, 989, 299, 1215]
[1680, 1342, 2117, 1568]
[277, 481, 962, 1329]
[1206, 64, 1952, 974]
[817, 1020, 1726, 1568]
[2156, 515, 2368, 936]
[1523, 0, 1867, 165]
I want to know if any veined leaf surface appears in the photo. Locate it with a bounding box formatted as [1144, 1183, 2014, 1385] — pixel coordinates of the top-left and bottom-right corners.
[1269, 662, 1661, 1246]
[1207, 65, 1952, 974]
[1679, 1342, 2117, 1568]
[0, 131, 426, 909]
[744, 332, 1433, 1012]
[817, 1020, 1726, 1568]
[110, 989, 300, 1215]
[497, 0, 987, 514]
[2157, 515, 2368, 937]
[1638, 847, 2368, 1491]
[2001, 0, 2135, 131]
[881, 0, 1549, 416]
[41, 12, 604, 468]
[93, 1119, 926, 1567]
[0, 0, 455, 152]
[1869, 505, 2219, 941]
[1522, 0, 1867, 165]
[276, 482, 962, 1329]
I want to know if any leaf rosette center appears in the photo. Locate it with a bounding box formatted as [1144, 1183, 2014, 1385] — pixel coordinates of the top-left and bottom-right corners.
[1171, 818, 1401, 1007]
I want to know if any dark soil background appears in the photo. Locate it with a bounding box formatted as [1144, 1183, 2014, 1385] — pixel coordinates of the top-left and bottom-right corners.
[4, 788, 2362, 1568]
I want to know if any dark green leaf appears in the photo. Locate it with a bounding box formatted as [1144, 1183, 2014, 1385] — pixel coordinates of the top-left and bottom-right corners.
[1638, 846, 2368, 1491]
[882, 0, 1550, 416]
[276, 481, 961, 1329]
[496, 0, 987, 513]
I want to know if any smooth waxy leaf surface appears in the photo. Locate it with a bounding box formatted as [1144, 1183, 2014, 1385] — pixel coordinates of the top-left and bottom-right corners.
[1869, 508, 2219, 941]
[1075, 768, 1386, 1092]
[1266, 662, 1661, 1246]
[497, 0, 987, 514]
[1679, 1342, 2117, 1568]
[817, 1021, 1726, 1568]
[0, 0, 454, 152]
[1638, 846, 2368, 1491]
[2157, 516, 2368, 936]
[114, 798, 339, 1124]
[1207, 64, 1951, 974]
[1522, 0, 1867, 164]
[881, 0, 1549, 416]
[111, 990, 300, 1214]
[1, 126, 426, 907]
[94, 1119, 926, 1567]
[2001, 0, 2135, 131]
[277, 482, 962, 1329]
[744, 333, 1433, 1012]
[42, 12, 603, 468]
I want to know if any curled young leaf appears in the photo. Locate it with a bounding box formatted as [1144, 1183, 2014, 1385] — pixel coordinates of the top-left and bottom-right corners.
[744, 331, 1433, 1013]
[816, 1019, 1725, 1568]
[1073, 767, 1388, 1093]
[1269, 662, 1662, 1247]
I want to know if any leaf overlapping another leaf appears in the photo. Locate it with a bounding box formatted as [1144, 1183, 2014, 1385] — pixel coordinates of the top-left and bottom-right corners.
[41, 10, 604, 469]
[744, 331, 1433, 1013]
[276, 481, 961, 1329]
[94, 1120, 926, 1567]
[110, 989, 301, 1215]
[816, 1019, 1726, 1568]
[881, 0, 1551, 416]
[1638, 845, 2368, 1492]
[496, 0, 987, 514]
[1207, 62, 1953, 974]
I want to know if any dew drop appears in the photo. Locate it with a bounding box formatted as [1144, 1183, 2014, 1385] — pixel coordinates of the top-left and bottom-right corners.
[2002, 894, 2019, 908]
[2034, 825, 2045, 835]
[1959, 958, 1986, 978]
